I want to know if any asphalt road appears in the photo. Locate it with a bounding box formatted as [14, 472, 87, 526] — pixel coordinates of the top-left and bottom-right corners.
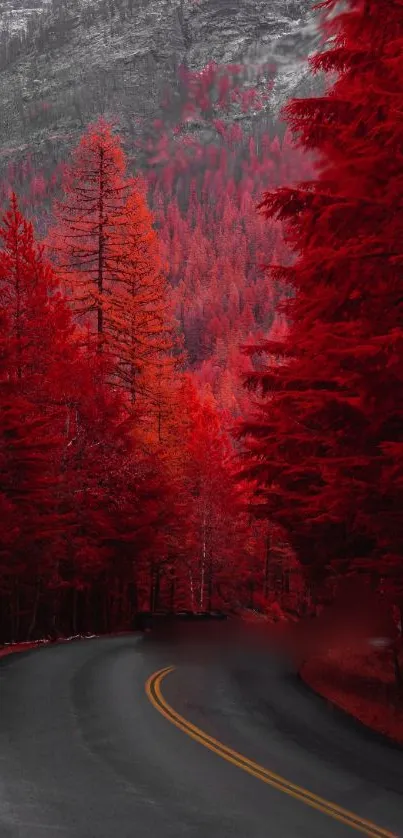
[0, 632, 402, 838]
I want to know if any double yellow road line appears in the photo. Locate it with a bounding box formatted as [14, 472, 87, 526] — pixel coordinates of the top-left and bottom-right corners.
[145, 666, 397, 838]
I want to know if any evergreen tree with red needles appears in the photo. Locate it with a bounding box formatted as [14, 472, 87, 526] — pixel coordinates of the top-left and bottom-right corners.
[240, 0, 403, 604]
[0, 195, 74, 637]
[0, 193, 180, 639]
[47, 118, 132, 351]
[108, 183, 180, 408]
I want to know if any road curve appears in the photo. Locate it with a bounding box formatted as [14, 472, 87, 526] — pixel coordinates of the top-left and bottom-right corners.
[0, 633, 402, 838]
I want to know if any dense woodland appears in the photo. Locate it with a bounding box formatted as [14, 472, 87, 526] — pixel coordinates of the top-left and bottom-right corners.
[0, 0, 402, 657]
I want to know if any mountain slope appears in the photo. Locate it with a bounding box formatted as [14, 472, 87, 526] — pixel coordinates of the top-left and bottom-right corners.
[0, 0, 320, 170]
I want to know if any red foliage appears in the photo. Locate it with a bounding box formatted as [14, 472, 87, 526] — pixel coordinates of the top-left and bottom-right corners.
[47, 118, 133, 350]
[2, 2, 400, 665]
[0, 194, 182, 640]
[1, 124, 276, 639]
[145, 121, 311, 413]
[240, 0, 403, 610]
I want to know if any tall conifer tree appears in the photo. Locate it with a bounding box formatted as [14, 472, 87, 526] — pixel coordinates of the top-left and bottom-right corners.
[240, 0, 403, 601]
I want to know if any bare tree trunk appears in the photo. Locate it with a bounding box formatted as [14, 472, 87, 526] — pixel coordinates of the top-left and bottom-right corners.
[169, 574, 176, 613]
[393, 604, 403, 692]
[103, 584, 110, 633]
[110, 578, 119, 630]
[200, 517, 207, 610]
[207, 560, 213, 612]
[13, 582, 21, 643]
[264, 529, 270, 598]
[149, 564, 155, 612]
[121, 580, 129, 628]
[49, 599, 58, 640]
[72, 588, 78, 635]
[27, 579, 41, 640]
[97, 147, 105, 346]
[10, 583, 17, 643]
[154, 569, 160, 613]
[189, 568, 195, 612]
[148, 565, 160, 613]
[199, 562, 205, 610]
[84, 589, 91, 634]
[128, 578, 138, 622]
[392, 645, 402, 691]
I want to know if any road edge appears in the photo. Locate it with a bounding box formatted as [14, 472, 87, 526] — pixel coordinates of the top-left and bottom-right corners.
[297, 665, 403, 753]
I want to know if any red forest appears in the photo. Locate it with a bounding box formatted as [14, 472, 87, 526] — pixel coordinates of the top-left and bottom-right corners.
[0, 0, 402, 731]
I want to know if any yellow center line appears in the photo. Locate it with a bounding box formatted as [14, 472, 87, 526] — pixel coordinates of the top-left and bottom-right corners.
[145, 666, 397, 838]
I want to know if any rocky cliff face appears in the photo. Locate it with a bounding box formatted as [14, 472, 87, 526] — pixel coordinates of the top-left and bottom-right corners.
[0, 0, 321, 171]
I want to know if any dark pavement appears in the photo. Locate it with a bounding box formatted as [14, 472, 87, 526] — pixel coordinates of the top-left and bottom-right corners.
[0, 632, 402, 837]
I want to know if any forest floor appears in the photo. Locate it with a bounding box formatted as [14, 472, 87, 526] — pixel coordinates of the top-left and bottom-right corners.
[300, 646, 403, 746]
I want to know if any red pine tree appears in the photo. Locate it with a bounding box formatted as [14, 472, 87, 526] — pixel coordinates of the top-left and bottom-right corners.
[47, 118, 132, 350]
[240, 0, 403, 605]
[0, 195, 73, 638]
[108, 183, 180, 406]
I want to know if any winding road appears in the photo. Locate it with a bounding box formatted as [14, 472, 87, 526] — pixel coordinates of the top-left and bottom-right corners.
[0, 632, 402, 837]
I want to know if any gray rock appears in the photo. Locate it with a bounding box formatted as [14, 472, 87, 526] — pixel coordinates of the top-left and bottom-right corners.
[0, 0, 323, 172]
